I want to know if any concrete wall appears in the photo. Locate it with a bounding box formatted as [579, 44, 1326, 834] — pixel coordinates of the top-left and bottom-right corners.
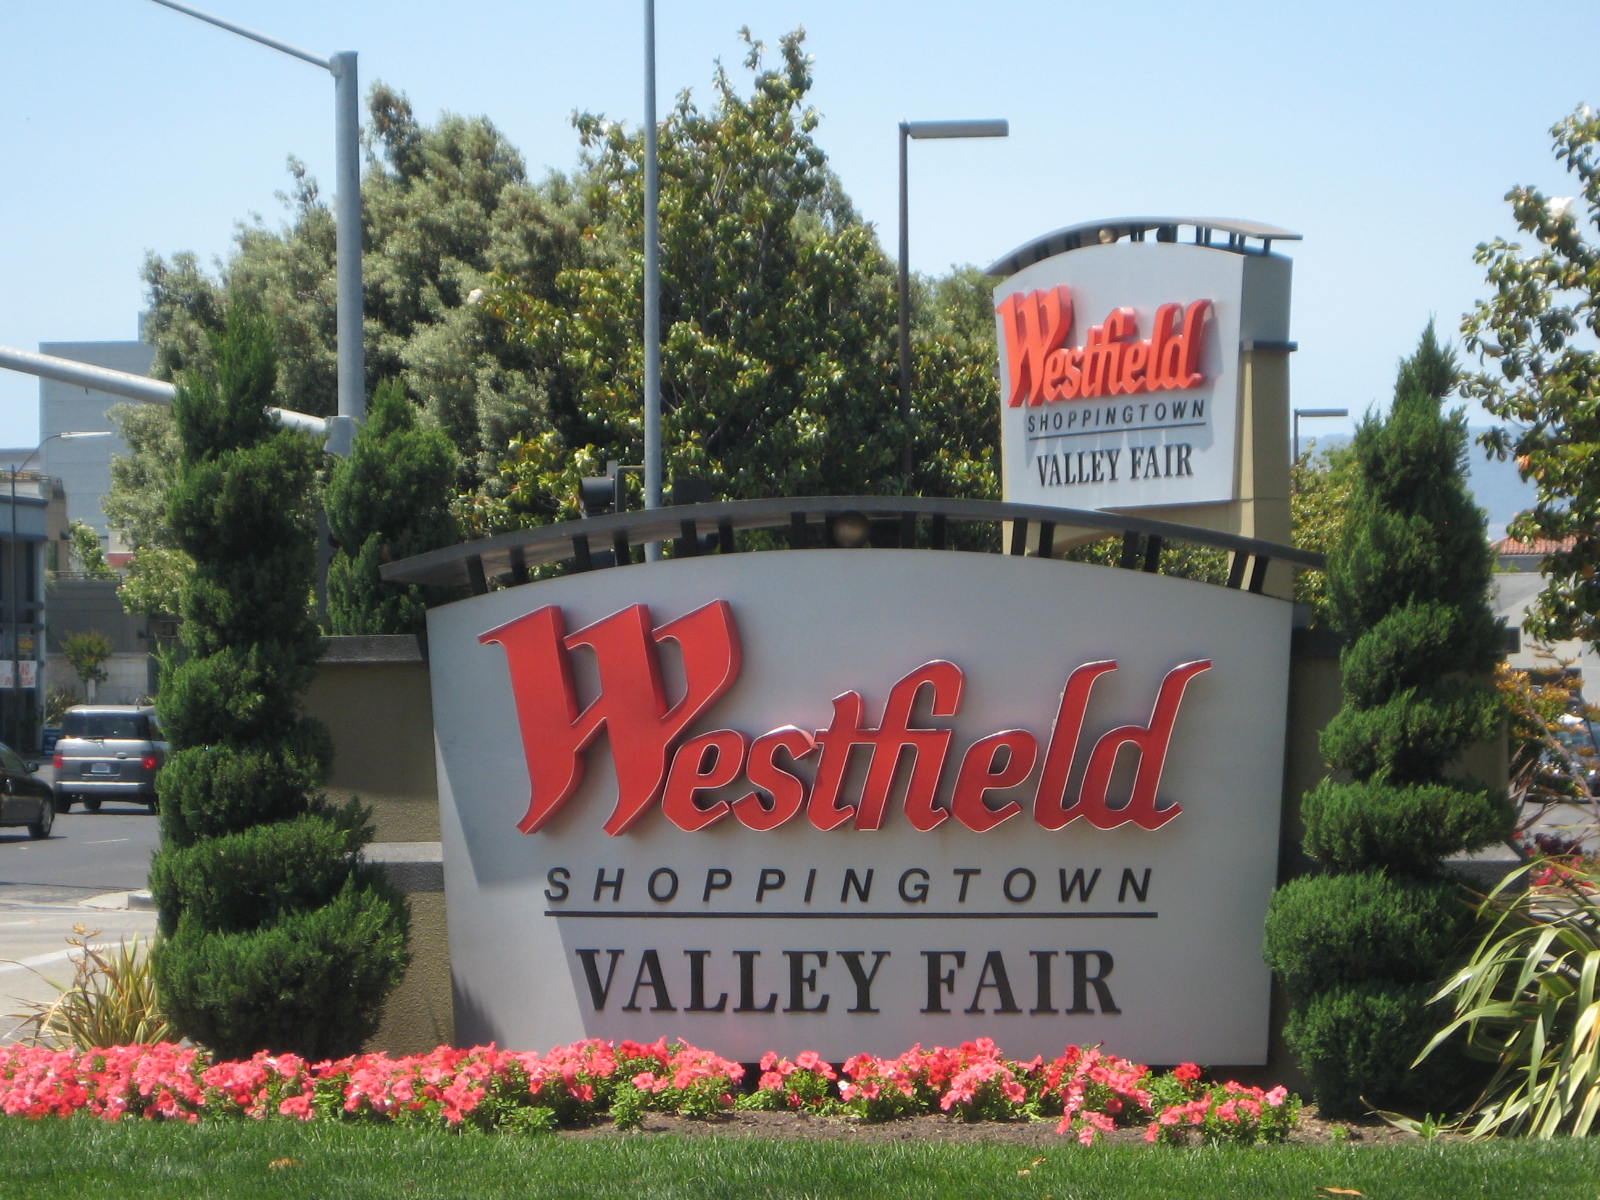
[45, 577, 153, 706]
[310, 636, 441, 844]
[305, 635, 449, 1054]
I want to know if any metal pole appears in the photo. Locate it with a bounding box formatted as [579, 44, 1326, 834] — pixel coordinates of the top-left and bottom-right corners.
[8, 468, 16, 750]
[147, 0, 330, 68]
[1292, 407, 1349, 464]
[0, 346, 329, 435]
[329, 50, 364, 456]
[897, 123, 912, 485]
[896, 119, 1007, 489]
[144, 0, 362, 456]
[642, 0, 663, 559]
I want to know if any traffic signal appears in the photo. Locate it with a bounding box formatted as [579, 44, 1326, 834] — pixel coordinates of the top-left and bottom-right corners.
[579, 461, 626, 517]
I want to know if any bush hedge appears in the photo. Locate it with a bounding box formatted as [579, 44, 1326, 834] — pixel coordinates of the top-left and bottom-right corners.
[148, 306, 408, 1062]
[1262, 326, 1513, 1116]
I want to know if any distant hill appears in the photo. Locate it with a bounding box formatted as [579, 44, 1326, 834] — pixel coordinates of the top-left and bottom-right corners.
[1301, 431, 1536, 541]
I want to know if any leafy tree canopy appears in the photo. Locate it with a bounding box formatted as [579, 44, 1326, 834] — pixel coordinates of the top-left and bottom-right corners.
[1291, 441, 1359, 626]
[476, 29, 1002, 531]
[1464, 105, 1600, 652]
[482, 29, 901, 517]
[59, 630, 113, 691]
[139, 84, 586, 479]
[325, 379, 458, 635]
[65, 521, 113, 579]
[118, 30, 1006, 565]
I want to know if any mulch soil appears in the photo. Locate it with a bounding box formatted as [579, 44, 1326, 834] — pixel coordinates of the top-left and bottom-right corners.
[560, 1106, 1437, 1148]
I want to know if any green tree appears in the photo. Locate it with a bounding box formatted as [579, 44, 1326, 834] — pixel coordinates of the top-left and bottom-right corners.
[127, 34, 1003, 551]
[1290, 442, 1360, 627]
[147, 306, 407, 1061]
[1463, 105, 1600, 653]
[481, 29, 909, 517]
[59, 630, 113, 699]
[905, 266, 1002, 501]
[65, 521, 113, 579]
[325, 379, 459, 635]
[138, 84, 588, 480]
[103, 401, 188, 618]
[120, 87, 589, 606]
[1263, 325, 1514, 1116]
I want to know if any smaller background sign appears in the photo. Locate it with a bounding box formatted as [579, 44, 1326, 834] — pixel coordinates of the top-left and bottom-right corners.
[994, 240, 1290, 514]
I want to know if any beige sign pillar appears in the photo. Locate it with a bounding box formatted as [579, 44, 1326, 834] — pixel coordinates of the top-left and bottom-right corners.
[989, 218, 1299, 595]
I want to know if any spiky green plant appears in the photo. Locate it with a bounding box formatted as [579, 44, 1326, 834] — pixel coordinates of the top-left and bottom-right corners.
[1424, 860, 1600, 1137]
[7, 932, 175, 1050]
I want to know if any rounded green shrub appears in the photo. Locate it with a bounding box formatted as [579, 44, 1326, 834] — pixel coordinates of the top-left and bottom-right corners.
[1264, 872, 1471, 999]
[157, 648, 323, 749]
[154, 878, 408, 1063]
[1319, 683, 1503, 782]
[148, 807, 375, 935]
[1339, 601, 1501, 706]
[1283, 981, 1472, 1117]
[1302, 779, 1515, 874]
[156, 744, 329, 849]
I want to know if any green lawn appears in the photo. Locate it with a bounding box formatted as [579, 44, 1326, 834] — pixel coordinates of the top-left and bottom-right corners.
[1, 1119, 1597, 1200]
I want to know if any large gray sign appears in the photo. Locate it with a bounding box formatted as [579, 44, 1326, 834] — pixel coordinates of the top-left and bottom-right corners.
[429, 550, 1290, 1063]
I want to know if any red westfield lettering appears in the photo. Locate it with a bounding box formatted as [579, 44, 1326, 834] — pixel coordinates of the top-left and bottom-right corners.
[997, 285, 1212, 407]
[482, 602, 1211, 836]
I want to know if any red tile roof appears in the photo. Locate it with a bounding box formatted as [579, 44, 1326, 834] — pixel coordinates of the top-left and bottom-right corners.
[1495, 535, 1578, 556]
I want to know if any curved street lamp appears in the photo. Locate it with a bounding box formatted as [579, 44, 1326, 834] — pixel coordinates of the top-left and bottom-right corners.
[1292, 407, 1349, 462]
[898, 119, 1008, 483]
[147, 0, 363, 455]
[7, 431, 112, 750]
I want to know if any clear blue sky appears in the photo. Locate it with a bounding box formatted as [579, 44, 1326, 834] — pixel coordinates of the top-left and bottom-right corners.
[2, 0, 1595, 452]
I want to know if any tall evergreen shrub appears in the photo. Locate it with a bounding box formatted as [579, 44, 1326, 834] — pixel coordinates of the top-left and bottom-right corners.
[324, 379, 458, 635]
[148, 307, 408, 1061]
[1263, 326, 1514, 1116]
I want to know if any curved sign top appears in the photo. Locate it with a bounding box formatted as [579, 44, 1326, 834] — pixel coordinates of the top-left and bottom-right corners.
[429, 548, 1291, 1064]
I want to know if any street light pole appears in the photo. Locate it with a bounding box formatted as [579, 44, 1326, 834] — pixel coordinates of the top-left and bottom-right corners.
[1292, 407, 1350, 462]
[146, 0, 364, 455]
[642, 0, 662, 560]
[897, 119, 1008, 485]
[6, 432, 111, 751]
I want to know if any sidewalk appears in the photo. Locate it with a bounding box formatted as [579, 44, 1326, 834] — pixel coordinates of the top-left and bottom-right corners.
[0, 891, 158, 1043]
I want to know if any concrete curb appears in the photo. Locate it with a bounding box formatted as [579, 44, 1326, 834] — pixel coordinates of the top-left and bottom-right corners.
[79, 890, 156, 912]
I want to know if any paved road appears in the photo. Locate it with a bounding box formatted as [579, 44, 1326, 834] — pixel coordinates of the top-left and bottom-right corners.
[0, 793, 161, 1043]
[0, 804, 161, 896]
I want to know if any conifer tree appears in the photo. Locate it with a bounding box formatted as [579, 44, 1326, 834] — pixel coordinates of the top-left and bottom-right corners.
[1263, 325, 1514, 1115]
[325, 379, 458, 635]
[148, 306, 408, 1061]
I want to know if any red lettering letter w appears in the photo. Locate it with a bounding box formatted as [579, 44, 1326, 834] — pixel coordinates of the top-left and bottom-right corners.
[997, 286, 1074, 407]
[479, 601, 742, 836]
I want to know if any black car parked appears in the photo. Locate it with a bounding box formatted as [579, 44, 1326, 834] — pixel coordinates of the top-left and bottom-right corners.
[0, 741, 54, 839]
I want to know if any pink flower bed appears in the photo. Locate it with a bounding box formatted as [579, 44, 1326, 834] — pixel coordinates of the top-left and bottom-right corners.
[0, 1038, 1297, 1145]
